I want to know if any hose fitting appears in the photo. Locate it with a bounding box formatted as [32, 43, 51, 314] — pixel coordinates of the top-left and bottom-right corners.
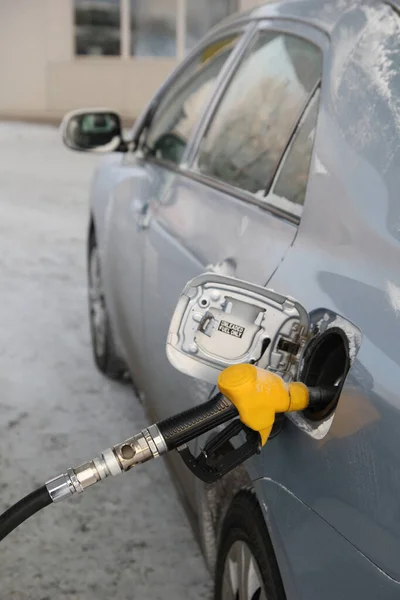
[46, 426, 167, 502]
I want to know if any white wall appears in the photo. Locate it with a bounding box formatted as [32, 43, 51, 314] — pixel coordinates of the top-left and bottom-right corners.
[0, 0, 263, 122]
[240, 0, 264, 10]
[0, 0, 48, 113]
[46, 57, 178, 119]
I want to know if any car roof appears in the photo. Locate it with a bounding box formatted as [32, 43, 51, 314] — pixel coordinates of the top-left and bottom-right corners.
[221, 0, 390, 35]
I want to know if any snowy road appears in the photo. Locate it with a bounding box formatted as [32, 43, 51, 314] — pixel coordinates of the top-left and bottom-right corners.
[0, 123, 211, 600]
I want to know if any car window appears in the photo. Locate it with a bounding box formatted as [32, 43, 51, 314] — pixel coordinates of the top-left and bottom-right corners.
[195, 31, 322, 195]
[266, 90, 320, 217]
[145, 34, 240, 165]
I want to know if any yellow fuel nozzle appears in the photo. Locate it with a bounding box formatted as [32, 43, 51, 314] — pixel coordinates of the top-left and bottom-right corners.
[217, 364, 310, 446]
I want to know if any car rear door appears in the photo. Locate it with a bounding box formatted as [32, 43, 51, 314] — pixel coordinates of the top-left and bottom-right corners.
[140, 20, 325, 507]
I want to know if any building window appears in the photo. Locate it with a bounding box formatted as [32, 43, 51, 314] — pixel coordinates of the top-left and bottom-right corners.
[130, 0, 177, 57]
[74, 0, 238, 59]
[75, 0, 121, 56]
[186, 0, 238, 53]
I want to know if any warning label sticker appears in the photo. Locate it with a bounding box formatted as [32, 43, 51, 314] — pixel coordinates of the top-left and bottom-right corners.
[218, 320, 245, 338]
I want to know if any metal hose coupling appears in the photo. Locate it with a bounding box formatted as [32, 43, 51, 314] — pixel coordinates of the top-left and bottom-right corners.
[45, 424, 167, 503]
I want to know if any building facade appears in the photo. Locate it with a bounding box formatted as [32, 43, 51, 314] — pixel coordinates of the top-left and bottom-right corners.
[0, 0, 261, 123]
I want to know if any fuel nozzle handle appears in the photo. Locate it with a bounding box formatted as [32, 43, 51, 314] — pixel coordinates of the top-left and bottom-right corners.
[217, 365, 337, 445]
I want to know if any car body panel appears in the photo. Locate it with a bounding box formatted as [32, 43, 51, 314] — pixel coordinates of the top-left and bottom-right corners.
[104, 158, 177, 389]
[249, 0, 400, 581]
[255, 478, 400, 599]
[89, 152, 131, 361]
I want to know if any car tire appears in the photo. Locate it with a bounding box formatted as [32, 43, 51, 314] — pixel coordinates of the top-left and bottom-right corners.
[88, 233, 128, 381]
[198, 480, 218, 571]
[214, 491, 286, 600]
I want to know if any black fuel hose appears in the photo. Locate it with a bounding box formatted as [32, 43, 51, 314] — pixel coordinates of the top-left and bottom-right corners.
[308, 386, 337, 408]
[0, 485, 51, 542]
[157, 392, 238, 450]
[0, 385, 336, 544]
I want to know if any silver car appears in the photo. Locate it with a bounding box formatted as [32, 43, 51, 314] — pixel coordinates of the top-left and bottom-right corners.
[61, 0, 400, 598]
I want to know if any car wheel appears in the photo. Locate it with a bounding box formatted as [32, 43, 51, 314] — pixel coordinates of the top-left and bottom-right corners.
[88, 234, 128, 381]
[215, 491, 286, 600]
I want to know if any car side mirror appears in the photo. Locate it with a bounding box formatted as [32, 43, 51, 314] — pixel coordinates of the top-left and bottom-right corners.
[61, 109, 124, 152]
[166, 273, 310, 385]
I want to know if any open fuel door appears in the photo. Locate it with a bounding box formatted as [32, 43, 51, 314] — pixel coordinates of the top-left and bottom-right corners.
[167, 273, 311, 385]
[167, 273, 362, 441]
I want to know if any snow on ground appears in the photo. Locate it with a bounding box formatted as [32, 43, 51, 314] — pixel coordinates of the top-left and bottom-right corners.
[0, 122, 211, 600]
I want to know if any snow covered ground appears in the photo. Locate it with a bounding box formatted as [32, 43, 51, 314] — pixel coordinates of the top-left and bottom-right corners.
[0, 122, 211, 600]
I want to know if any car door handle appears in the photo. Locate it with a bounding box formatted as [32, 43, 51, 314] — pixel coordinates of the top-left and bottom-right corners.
[205, 258, 237, 277]
[137, 208, 152, 231]
[133, 201, 154, 231]
[131, 197, 147, 215]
